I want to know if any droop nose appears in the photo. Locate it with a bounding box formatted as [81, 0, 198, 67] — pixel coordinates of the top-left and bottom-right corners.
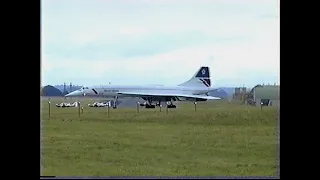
[65, 90, 83, 97]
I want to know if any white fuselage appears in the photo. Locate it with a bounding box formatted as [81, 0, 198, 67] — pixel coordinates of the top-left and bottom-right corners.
[64, 66, 220, 106]
[80, 84, 215, 98]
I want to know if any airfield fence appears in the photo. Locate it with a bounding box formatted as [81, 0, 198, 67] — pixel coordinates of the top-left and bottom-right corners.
[42, 97, 205, 121]
[40, 96, 277, 121]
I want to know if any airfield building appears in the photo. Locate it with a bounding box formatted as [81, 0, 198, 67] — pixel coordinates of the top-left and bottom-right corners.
[252, 85, 280, 106]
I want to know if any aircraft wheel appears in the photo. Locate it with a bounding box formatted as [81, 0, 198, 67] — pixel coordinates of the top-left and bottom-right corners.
[167, 105, 176, 108]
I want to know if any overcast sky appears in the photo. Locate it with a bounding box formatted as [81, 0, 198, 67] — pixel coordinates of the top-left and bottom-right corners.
[41, 0, 279, 88]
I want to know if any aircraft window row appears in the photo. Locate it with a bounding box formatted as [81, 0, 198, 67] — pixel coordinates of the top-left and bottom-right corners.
[104, 90, 119, 92]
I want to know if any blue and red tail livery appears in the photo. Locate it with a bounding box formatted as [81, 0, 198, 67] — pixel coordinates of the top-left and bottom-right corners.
[195, 67, 210, 78]
[199, 78, 211, 87]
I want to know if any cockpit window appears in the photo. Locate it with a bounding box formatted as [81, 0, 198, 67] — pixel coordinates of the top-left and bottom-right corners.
[80, 87, 89, 90]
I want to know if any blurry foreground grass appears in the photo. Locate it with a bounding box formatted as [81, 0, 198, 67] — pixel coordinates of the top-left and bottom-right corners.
[41, 97, 278, 176]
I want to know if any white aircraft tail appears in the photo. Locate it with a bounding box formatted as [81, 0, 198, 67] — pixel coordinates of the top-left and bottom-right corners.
[178, 66, 211, 88]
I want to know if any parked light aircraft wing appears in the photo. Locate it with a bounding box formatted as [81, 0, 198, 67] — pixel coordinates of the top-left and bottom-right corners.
[117, 91, 221, 100]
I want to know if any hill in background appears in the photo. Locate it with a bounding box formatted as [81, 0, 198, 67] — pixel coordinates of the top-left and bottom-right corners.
[54, 85, 82, 93]
[41, 85, 63, 96]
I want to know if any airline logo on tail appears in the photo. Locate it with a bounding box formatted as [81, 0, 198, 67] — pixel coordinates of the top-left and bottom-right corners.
[195, 67, 211, 87]
[202, 69, 206, 75]
[178, 66, 212, 88]
[195, 67, 209, 78]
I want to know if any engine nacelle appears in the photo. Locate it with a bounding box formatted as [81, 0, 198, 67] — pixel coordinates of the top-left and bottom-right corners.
[142, 97, 173, 102]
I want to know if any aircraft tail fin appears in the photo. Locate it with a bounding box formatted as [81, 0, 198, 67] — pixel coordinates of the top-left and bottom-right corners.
[178, 66, 211, 88]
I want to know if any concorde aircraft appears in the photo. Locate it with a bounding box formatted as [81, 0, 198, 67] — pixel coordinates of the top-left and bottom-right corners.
[65, 66, 221, 108]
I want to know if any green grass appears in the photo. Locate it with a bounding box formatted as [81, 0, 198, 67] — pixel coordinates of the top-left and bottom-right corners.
[41, 97, 278, 176]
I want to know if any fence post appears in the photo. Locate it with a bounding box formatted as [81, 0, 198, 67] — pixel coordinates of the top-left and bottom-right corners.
[48, 101, 51, 120]
[108, 105, 110, 117]
[137, 102, 140, 113]
[78, 102, 81, 118]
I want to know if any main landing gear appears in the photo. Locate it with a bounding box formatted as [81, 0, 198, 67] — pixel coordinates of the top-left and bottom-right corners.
[167, 101, 176, 108]
[144, 98, 177, 108]
[113, 96, 118, 109]
[145, 97, 155, 108]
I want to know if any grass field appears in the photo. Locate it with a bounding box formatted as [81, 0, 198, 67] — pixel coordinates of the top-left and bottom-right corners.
[41, 97, 279, 176]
